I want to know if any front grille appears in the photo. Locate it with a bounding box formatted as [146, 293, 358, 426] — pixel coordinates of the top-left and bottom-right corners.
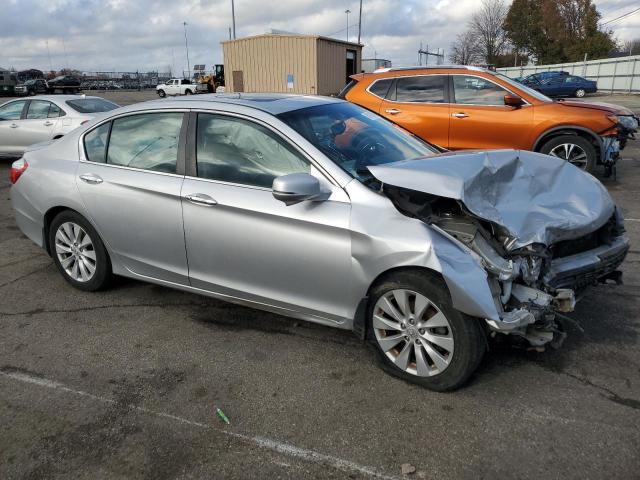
[551, 213, 622, 259]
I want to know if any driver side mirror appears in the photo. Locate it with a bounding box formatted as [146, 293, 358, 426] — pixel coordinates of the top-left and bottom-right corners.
[504, 94, 525, 108]
[272, 173, 329, 206]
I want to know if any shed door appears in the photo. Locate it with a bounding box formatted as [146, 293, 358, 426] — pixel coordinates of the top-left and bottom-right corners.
[232, 70, 244, 92]
[346, 50, 357, 84]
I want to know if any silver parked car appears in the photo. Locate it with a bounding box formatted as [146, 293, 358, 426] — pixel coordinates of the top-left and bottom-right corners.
[0, 95, 119, 158]
[9, 94, 629, 390]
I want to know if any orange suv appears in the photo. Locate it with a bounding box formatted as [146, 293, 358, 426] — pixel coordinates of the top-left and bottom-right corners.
[341, 66, 638, 175]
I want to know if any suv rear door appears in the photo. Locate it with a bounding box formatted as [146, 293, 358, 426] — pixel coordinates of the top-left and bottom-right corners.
[377, 74, 450, 148]
[448, 74, 533, 151]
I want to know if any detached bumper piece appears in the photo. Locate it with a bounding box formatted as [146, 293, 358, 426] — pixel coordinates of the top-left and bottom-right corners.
[543, 235, 629, 290]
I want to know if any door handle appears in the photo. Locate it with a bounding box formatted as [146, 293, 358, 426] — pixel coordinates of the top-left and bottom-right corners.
[184, 193, 218, 206]
[452, 112, 469, 118]
[385, 108, 402, 115]
[9, 123, 18, 128]
[44, 121, 54, 126]
[79, 173, 103, 184]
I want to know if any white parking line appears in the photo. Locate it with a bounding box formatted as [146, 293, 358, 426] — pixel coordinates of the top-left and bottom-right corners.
[0, 370, 400, 480]
[625, 218, 640, 222]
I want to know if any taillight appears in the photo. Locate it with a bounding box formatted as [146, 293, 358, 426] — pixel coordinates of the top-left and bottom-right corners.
[10, 158, 28, 184]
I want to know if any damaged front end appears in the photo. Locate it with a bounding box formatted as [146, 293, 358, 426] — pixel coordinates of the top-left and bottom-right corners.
[370, 150, 630, 349]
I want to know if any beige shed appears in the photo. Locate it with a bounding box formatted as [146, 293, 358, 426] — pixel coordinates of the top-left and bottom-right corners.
[222, 33, 362, 96]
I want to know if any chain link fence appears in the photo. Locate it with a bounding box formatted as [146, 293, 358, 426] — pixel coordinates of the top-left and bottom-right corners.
[77, 71, 172, 91]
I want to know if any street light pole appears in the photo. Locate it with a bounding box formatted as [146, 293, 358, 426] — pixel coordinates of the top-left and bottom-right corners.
[345, 9, 351, 42]
[357, 0, 363, 44]
[231, 0, 236, 39]
[183, 21, 190, 78]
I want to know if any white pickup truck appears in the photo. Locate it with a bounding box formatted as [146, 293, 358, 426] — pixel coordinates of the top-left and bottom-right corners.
[156, 78, 196, 97]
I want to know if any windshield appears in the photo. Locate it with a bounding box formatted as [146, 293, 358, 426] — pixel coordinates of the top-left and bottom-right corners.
[496, 73, 552, 102]
[278, 102, 437, 185]
[66, 98, 119, 113]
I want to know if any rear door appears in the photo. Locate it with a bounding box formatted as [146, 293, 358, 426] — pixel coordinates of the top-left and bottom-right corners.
[76, 110, 189, 283]
[378, 74, 450, 148]
[12, 100, 58, 147]
[0, 100, 28, 154]
[448, 74, 534, 151]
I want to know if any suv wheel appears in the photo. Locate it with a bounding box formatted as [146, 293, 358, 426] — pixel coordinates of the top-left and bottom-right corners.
[540, 135, 596, 173]
[157, 89, 166, 98]
[49, 211, 112, 291]
[574, 88, 586, 98]
[367, 270, 486, 391]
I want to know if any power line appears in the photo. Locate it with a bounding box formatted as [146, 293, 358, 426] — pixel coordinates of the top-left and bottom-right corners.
[601, 6, 640, 26]
[323, 22, 360, 39]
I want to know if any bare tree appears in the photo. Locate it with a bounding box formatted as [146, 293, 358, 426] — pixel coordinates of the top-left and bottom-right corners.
[470, 0, 509, 64]
[450, 31, 482, 65]
[622, 38, 640, 55]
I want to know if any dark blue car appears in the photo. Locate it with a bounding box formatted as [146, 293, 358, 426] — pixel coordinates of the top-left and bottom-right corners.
[530, 74, 597, 98]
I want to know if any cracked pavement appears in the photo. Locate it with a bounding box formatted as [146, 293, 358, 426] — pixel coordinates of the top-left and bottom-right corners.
[0, 93, 639, 479]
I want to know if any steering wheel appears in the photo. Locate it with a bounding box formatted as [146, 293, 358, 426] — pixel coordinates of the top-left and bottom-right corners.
[350, 129, 387, 157]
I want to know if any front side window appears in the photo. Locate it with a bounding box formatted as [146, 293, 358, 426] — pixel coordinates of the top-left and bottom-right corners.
[0, 100, 27, 120]
[392, 75, 446, 103]
[84, 122, 111, 163]
[196, 114, 309, 188]
[26, 100, 52, 119]
[107, 113, 183, 173]
[278, 102, 437, 185]
[453, 75, 509, 105]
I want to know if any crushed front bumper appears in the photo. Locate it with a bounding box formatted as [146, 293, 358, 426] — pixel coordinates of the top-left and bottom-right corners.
[543, 235, 629, 290]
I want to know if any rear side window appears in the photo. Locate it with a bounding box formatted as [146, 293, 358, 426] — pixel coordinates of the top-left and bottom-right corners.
[368, 79, 394, 99]
[393, 76, 446, 103]
[48, 103, 64, 118]
[107, 113, 183, 173]
[196, 113, 309, 188]
[26, 100, 52, 119]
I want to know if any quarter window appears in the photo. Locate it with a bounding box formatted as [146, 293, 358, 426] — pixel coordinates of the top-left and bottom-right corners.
[84, 123, 111, 163]
[453, 76, 509, 105]
[393, 75, 446, 103]
[196, 114, 310, 188]
[48, 103, 64, 118]
[368, 79, 394, 99]
[26, 100, 52, 119]
[0, 100, 27, 120]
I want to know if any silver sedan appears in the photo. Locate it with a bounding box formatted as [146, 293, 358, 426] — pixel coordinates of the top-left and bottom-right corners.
[0, 95, 119, 157]
[9, 94, 628, 390]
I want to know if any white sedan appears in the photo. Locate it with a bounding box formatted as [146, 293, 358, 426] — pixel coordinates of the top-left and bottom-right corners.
[0, 95, 119, 158]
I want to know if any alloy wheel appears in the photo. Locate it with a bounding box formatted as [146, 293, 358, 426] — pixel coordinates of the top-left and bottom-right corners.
[373, 289, 454, 376]
[548, 143, 589, 170]
[575, 88, 586, 98]
[55, 222, 97, 282]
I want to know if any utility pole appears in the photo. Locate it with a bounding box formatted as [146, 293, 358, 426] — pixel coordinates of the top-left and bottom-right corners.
[418, 45, 444, 66]
[231, 0, 236, 39]
[345, 10, 351, 42]
[357, 0, 363, 44]
[183, 22, 191, 78]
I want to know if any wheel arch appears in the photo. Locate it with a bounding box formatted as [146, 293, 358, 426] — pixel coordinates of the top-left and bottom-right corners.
[533, 125, 603, 160]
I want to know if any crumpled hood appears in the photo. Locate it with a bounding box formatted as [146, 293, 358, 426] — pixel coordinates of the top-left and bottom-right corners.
[557, 100, 635, 116]
[369, 149, 615, 250]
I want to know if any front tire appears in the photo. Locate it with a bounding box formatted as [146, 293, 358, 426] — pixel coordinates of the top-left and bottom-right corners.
[49, 211, 112, 291]
[157, 89, 166, 98]
[366, 270, 486, 391]
[540, 135, 597, 173]
[574, 88, 586, 98]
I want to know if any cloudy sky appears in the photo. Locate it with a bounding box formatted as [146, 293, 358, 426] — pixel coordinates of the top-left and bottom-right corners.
[1, 0, 638, 74]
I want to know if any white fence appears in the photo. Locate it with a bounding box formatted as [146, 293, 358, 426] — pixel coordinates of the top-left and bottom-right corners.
[498, 55, 640, 93]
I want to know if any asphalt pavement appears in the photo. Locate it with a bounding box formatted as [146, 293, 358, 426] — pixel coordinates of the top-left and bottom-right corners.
[0, 92, 639, 479]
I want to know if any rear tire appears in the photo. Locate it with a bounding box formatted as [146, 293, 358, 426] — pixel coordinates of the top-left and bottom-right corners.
[185, 89, 193, 95]
[157, 89, 166, 98]
[574, 88, 586, 98]
[366, 270, 486, 391]
[49, 211, 112, 292]
[540, 134, 597, 173]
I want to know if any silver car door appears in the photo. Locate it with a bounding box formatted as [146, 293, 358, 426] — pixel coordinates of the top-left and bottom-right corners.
[13, 100, 57, 147]
[76, 110, 189, 284]
[181, 112, 352, 323]
[0, 100, 28, 154]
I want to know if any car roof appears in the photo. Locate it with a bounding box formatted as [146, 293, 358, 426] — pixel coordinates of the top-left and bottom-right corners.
[372, 65, 492, 74]
[138, 93, 344, 115]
